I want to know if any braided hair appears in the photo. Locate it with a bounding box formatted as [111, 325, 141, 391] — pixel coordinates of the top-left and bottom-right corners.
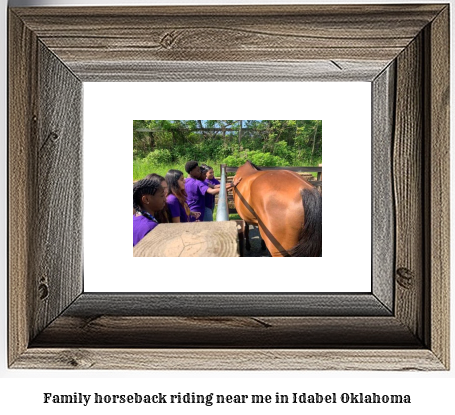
[133, 179, 161, 214]
[143, 173, 169, 223]
[145, 173, 165, 183]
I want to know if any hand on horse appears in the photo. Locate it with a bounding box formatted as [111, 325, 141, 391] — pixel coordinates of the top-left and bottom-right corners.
[228, 176, 242, 190]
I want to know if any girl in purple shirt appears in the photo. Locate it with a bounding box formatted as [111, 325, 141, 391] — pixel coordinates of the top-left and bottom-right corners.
[201, 164, 221, 221]
[144, 173, 170, 224]
[165, 169, 200, 223]
[133, 178, 166, 247]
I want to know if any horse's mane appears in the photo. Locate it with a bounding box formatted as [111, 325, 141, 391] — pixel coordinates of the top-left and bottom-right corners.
[246, 160, 261, 171]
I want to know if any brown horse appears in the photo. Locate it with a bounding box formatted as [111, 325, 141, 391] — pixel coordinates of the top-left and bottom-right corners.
[232, 161, 322, 257]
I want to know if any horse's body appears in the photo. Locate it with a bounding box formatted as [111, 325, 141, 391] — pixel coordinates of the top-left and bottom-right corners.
[232, 161, 322, 257]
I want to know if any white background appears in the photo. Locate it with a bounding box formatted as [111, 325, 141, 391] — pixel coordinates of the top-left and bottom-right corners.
[1, 1, 454, 415]
[84, 82, 371, 292]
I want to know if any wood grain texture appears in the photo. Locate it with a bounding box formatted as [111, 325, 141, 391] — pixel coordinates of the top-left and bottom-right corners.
[426, 6, 450, 369]
[133, 222, 239, 257]
[8, 11, 39, 366]
[11, 5, 445, 82]
[31, 316, 420, 348]
[372, 63, 395, 312]
[33, 43, 84, 338]
[58, 293, 392, 317]
[69, 61, 388, 82]
[9, 11, 84, 366]
[393, 34, 424, 340]
[8, 4, 450, 370]
[13, 349, 445, 371]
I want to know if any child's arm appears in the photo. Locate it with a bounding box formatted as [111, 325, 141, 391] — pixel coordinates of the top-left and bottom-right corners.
[206, 187, 220, 195]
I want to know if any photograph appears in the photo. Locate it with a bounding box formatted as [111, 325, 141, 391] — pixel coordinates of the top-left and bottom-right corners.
[1, 0, 454, 413]
[4, 0, 450, 379]
[132, 120, 322, 257]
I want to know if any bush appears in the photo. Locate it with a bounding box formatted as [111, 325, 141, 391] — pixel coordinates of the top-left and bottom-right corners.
[222, 150, 289, 167]
[143, 149, 172, 165]
[133, 148, 148, 160]
[249, 151, 289, 167]
[273, 140, 293, 163]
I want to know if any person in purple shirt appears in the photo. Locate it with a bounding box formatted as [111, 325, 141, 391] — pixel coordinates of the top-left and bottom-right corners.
[165, 169, 200, 223]
[144, 173, 170, 224]
[133, 178, 166, 247]
[201, 164, 221, 222]
[184, 160, 232, 222]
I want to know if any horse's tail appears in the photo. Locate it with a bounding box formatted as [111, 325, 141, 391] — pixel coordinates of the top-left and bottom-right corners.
[288, 187, 322, 257]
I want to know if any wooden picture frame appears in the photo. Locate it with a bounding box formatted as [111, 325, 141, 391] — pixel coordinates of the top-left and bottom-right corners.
[8, 4, 449, 370]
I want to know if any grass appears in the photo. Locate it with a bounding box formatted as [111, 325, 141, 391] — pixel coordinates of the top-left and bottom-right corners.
[133, 159, 222, 181]
[212, 205, 241, 221]
[133, 158, 322, 182]
[133, 160, 242, 221]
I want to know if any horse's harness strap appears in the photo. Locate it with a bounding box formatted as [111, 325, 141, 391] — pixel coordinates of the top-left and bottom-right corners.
[234, 187, 257, 218]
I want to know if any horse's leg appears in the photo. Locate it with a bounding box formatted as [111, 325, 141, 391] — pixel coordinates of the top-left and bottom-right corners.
[260, 237, 266, 251]
[245, 223, 251, 251]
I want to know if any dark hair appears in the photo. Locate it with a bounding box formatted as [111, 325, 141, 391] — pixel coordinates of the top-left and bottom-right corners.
[166, 169, 184, 194]
[185, 160, 198, 174]
[133, 179, 161, 212]
[200, 164, 212, 171]
[144, 173, 169, 223]
[145, 173, 165, 183]
[165, 169, 190, 216]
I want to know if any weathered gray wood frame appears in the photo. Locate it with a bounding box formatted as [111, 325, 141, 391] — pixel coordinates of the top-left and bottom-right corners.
[8, 5, 449, 370]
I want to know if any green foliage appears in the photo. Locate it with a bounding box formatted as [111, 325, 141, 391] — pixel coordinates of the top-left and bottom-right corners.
[273, 140, 293, 163]
[133, 159, 221, 181]
[143, 149, 172, 165]
[250, 151, 289, 167]
[223, 149, 289, 167]
[133, 120, 322, 180]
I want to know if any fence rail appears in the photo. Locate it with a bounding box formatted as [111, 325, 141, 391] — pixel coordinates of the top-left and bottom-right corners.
[215, 164, 229, 221]
[224, 165, 322, 185]
[225, 165, 322, 173]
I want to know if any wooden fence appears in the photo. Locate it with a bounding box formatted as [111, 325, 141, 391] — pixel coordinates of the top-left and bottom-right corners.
[224, 165, 322, 187]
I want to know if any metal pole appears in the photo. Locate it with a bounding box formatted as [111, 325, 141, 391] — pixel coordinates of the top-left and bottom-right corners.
[216, 164, 229, 221]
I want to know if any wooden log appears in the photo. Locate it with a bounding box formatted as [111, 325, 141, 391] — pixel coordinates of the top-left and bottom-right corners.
[133, 221, 240, 257]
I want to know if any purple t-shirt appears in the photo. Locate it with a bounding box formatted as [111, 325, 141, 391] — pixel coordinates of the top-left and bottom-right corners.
[204, 178, 220, 210]
[166, 194, 189, 223]
[184, 177, 208, 221]
[133, 215, 158, 247]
